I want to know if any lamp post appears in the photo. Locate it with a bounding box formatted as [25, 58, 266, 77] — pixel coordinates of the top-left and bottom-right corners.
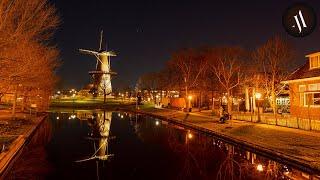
[188, 95, 192, 112]
[255, 92, 262, 122]
[135, 91, 138, 110]
[156, 95, 160, 107]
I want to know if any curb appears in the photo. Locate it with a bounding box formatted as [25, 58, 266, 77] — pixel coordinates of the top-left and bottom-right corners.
[0, 115, 48, 179]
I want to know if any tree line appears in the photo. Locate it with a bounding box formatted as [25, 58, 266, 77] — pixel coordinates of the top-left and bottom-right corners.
[0, 0, 60, 116]
[137, 36, 294, 115]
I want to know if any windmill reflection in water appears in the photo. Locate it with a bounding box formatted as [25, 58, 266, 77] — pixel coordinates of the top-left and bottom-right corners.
[75, 111, 114, 170]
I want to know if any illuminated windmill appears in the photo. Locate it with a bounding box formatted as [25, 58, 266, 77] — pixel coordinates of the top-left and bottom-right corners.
[79, 31, 117, 99]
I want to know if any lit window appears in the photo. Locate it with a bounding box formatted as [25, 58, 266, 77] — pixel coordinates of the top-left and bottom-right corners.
[305, 93, 320, 106]
[310, 56, 320, 69]
[308, 84, 318, 91]
[299, 85, 306, 92]
[299, 85, 306, 106]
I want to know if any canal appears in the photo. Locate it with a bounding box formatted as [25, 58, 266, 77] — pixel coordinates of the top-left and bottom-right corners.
[5, 109, 320, 179]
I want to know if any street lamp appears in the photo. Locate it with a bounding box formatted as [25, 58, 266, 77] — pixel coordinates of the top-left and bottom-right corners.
[255, 92, 262, 122]
[188, 95, 192, 112]
[257, 164, 264, 172]
[255, 92, 261, 100]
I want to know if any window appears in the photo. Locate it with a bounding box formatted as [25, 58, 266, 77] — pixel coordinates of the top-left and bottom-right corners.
[299, 85, 306, 92]
[308, 84, 318, 91]
[310, 56, 320, 69]
[299, 85, 306, 106]
[305, 93, 320, 106]
[301, 84, 320, 107]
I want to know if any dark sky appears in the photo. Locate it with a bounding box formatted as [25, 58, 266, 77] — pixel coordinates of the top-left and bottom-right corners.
[51, 0, 320, 90]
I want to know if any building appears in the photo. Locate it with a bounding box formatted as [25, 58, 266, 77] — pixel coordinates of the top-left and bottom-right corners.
[78, 84, 94, 98]
[283, 52, 320, 119]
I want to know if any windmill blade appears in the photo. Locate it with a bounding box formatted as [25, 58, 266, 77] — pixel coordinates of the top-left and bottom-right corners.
[79, 48, 103, 65]
[79, 49, 99, 56]
[106, 51, 117, 56]
[94, 54, 104, 65]
[99, 30, 103, 51]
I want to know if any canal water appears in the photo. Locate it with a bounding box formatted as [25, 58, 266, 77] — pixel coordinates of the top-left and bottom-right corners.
[5, 110, 320, 180]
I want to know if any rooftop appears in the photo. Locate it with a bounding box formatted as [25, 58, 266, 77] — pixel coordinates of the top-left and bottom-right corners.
[286, 58, 320, 82]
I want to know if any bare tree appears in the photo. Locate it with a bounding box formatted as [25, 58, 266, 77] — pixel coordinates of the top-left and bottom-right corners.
[0, 0, 60, 116]
[136, 72, 160, 103]
[0, 0, 59, 46]
[254, 36, 293, 116]
[168, 48, 207, 110]
[208, 47, 245, 115]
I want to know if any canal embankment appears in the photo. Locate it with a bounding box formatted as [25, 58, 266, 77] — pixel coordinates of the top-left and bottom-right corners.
[121, 105, 320, 174]
[0, 112, 47, 179]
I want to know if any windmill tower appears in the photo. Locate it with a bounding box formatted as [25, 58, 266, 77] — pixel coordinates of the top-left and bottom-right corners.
[79, 31, 117, 98]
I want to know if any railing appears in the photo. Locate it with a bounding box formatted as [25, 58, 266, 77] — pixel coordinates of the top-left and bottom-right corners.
[232, 112, 320, 131]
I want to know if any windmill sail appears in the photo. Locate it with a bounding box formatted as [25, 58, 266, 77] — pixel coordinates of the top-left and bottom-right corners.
[79, 49, 99, 56]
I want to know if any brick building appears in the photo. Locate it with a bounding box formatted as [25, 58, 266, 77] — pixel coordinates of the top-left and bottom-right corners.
[284, 52, 320, 119]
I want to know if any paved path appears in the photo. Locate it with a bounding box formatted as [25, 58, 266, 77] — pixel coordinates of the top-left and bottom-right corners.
[136, 107, 320, 172]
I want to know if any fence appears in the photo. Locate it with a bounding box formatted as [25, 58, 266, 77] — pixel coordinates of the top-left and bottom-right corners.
[232, 112, 320, 131]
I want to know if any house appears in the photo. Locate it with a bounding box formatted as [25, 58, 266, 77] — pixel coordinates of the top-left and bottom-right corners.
[78, 84, 94, 98]
[283, 52, 320, 119]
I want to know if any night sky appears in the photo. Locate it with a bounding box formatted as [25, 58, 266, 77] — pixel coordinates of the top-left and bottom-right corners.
[51, 0, 320, 90]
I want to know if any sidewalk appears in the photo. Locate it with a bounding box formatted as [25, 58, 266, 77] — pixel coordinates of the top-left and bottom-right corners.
[132, 106, 320, 173]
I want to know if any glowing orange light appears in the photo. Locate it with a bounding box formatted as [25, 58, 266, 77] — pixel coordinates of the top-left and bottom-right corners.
[255, 92, 262, 99]
[257, 164, 263, 172]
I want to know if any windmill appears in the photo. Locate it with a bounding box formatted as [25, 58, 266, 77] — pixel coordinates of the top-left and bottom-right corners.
[79, 30, 117, 100]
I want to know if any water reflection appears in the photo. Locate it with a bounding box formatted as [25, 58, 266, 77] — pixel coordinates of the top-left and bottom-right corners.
[5, 110, 320, 180]
[75, 110, 114, 180]
[130, 115, 320, 180]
